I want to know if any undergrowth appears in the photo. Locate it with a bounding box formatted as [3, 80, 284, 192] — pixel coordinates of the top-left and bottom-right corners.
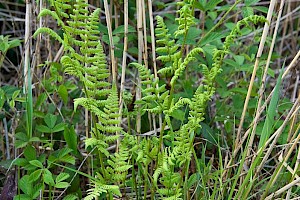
[0, 0, 299, 199]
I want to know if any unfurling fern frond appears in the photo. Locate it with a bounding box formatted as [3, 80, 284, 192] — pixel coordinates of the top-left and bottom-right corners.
[85, 178, 121, 200]
[33, 27, 65, 44]
[130, 63, 168, 114]
[49, 0, 72, 19]
[170, 47, 205, 86]
[153, 150, 169, 186]
[85, 137, 110, 157]
[136, 137, 159, 166]
[74, 97, 105, 116]
[37, 9, 65, 26]
[171, 15, 267, 169]
[106, 140, 132, 183]
[153, 149, 182, 198]
[175, 0, 196, 37]
[97, 84, 122, 133]
[155, 16, 180, 76]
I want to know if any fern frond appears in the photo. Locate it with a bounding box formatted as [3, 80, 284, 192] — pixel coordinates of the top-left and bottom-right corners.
[49, 0, 72, 19]
[38, 9, 64, 26]
[174, 0, 196, 37]
[155, 16, 180, 77]
[85, 137, 109, 157]
[33, 27, 64, 44]
[85, 179, 121, 200]
[170, 47, 205, 86]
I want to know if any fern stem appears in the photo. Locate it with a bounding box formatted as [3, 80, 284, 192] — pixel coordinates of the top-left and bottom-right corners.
[131, 155, 138, 199]
[143, 164, 148, 200]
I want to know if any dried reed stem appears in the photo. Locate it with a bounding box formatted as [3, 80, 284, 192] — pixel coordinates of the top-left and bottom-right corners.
[235, 0, 276, 148]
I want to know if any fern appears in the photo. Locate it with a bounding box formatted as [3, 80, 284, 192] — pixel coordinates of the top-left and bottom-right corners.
[153, 149, 182, 199]
[175, 0, 196, 37]
[130, 63, 169, 115]
[34, 0, 268, 198]
[155, 16, 180, 76]
[85, 178, 121, 200]
[50, 0, 72, 19]
[171, 15, 267, 168]
[106, 137, 132, 183]
[136, 137, 159, 168]
[170, 47, 205, 87]
[34, 0, 125, 196]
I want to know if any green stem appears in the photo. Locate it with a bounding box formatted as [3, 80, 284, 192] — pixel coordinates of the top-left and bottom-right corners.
[143, 164, 148, 199]
[132, 156, 138, 199]
[197, 0, 241, 46]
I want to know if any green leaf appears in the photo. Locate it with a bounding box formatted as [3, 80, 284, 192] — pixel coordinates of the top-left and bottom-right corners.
[187, 173, 199, 188]
[12, 90, 20, 99]
[56, 172, 70, 183]
[63, 194, 78, 200]
[112, 25, 136, 34]
[0, 159, 13, 169]
[102, 35, 120, 45]
[233, 55, 245, 66]
[24, 145, 36, 161]
[29, 160, 43, 168]
[229, 87, 248, 95]
[60, 155, 75, 165]
[200, 32, 226, 46]
[19, 175, 32, 194]
[29, 169, 43, 182]
[182, 27, 201, 45]
[58, 84, 68, 104]
[13, 194, 32, 200]
[9, 99, 15, 108]
[253, 6, 268, 14]
[267, 68, 275, 78]
[200, 122, 217, 146]
[44, 170, 55, 186]
[36, 124, 52, 133]
[33, 27, 64, 44]
[98, 23, 108, 34]
[258, 66, 284, 148]
[0, 42, 9, 52]
[245, 0, 260, 6]
[171, 109, 185, 121]
[242, 6, 254, 18]
[52, 123, 65, 133]
[15, 132, 29, 148]
[15, 97, 26, 102]
[29, 137, 40, 142]
[55, 181, 70, 188]
[13, 158, 28, 167]
[15, 132, 29, 141]
[8, 39, 21, 49]
[57, 148, 73, 158]
[2, 85, 19, 98]
[205, 0, 222, 10]
[194, 1, 205, 11]
[63, 126, 78, 155]
[0, 88, 5, 109]
[35, 93, 47, 108]
[44, 113, 57, 128]
[32, 183, 43, 198]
